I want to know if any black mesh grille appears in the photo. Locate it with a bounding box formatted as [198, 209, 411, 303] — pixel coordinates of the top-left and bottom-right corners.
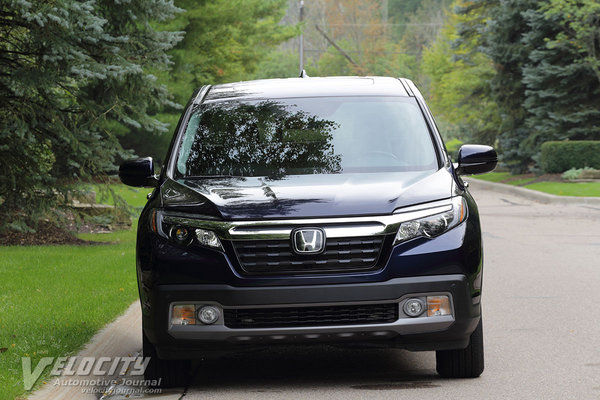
[224, 303, 399, 329]
[232, 236, 385, 275]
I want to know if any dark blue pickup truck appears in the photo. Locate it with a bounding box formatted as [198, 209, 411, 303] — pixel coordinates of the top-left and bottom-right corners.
[119, 76, 497, 387]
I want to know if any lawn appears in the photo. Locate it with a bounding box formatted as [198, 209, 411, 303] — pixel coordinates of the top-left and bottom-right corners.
[0, 184, 147, 400]
[472, 171, 513, 183]
[473, 172, 600, 197]
[524, 182, 600, 197]
[89, 184, 152, 211]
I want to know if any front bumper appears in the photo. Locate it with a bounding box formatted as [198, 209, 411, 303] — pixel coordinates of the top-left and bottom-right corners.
[144, 274, 480, 359]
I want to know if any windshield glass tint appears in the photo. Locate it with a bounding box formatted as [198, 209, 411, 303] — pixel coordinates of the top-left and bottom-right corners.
[175, 97, 438, 178]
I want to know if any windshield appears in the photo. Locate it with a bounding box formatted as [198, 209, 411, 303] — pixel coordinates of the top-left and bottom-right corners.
[175, 96, 439, 178]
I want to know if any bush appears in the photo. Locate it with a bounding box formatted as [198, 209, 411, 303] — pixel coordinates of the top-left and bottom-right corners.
[562, 167, 600, 181]
[562, 167, 584, 180]
[562, 168, 581, 181]
[580, 168, 600, 179]
[445, 138, 464, 162]
[540, 141, 600, 173]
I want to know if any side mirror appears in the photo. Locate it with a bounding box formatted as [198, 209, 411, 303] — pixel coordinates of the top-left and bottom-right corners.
[456, 145, 497, 175]
[119, 157, 159, 187]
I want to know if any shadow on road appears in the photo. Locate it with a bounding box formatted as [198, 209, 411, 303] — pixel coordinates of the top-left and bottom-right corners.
[188, 345, 441, 391]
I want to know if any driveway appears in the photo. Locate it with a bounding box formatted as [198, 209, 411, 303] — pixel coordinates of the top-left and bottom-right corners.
[29, 182, 600, 400]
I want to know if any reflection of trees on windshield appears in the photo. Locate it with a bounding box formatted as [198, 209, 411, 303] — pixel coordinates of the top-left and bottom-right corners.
[179, 101, 342, 178]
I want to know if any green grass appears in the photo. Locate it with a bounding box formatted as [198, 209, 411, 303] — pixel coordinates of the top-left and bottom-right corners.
[88, 183, 151, 209]
[471, 172, 512, 183]
[504, 177, 536, 186]
[0, 184, 147, 400]
[524, 182, 600, 197]
[473, 172, 600, 197]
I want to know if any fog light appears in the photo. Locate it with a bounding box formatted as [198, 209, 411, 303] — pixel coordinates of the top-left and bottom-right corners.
[195, 229, 223, 250]
[403, 298, 425, 317]
[172, 305, 195, 325]
[198, 305, 220, 325]
[427, 295, 451, 317]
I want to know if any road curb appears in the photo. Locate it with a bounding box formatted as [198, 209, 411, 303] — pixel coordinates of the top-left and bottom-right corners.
[466, 178, 600, 206]
[27, 301, 143, 400]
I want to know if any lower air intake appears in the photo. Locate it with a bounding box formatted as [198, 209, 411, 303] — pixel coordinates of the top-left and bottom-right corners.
[224, 303, 399, 329]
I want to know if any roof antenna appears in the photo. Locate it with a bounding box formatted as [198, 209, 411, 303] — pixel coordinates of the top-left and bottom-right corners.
[298, 1, 305, 77]
[299, 69, 309, 78]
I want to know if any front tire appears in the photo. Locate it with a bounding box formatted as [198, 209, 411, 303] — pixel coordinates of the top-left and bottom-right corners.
[143, 332, 191, 388]
[436, 317, 484, 378]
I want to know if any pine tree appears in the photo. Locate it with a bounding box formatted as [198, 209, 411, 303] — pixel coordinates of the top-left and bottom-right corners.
[0, 0, 182, 229]
[476, 0, 540, 172]
[118, 0, 297, 162]
[464, 0, 600, 172]
[422, 0, 501, 146]
[166, 0, 296, 103]
[521, 1, 600, 162]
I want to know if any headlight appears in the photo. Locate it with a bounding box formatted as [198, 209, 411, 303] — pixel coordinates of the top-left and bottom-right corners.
[151, 210, 224, 251]
[394, 196, 467, 244]
[195, 228, 222, 249]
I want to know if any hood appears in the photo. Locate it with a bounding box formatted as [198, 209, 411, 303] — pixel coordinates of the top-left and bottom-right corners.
[161, 168, 455, 220]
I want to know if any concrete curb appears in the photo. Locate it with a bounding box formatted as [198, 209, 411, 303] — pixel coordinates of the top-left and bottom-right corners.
[466, 178, 600, 206]
[27, 301, 143, 400]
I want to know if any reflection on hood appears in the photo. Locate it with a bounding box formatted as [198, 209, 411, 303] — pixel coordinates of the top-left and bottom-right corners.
[161, 169, 454, 220]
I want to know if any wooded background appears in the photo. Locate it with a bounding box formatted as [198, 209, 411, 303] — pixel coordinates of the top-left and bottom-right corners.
[1, 0, 599, 230]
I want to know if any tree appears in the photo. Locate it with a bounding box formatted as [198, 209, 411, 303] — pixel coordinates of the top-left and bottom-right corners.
[399, 0, 451, 66]
[520, 0, 600, 163]
[545, 0, 600, 85]
[458, 0, 600, 172]
[474, 0, 540, 172]
[119, 0, 297, 162]
[321, 0, 389, 75]
[291, 0, 421, 79]
[422, 0, 500, 145]
[163, 0, 297, 103]
[472, 0, 600, 171]
[387, 0, 427, 39]
[0, 0, 182, 230]
[252, 50, 306, 80]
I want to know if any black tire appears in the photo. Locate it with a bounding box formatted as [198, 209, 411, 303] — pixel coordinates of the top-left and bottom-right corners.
[143, 332, 191, 388]
[436, 317, 484, 378]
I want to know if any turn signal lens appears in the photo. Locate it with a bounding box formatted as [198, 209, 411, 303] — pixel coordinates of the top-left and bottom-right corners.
[150, 209, 158, 233]
[427, 295, 451, 317]
[172, 305, 196, 325]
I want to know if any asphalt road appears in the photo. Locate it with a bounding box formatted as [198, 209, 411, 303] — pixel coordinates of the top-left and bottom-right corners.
[179, 184, 600, 400]
[32, 183, 600, 400]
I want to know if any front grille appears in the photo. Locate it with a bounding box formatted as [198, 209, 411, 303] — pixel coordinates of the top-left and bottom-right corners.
[224, 303, 399, 329]
[232, 236, 385, 275]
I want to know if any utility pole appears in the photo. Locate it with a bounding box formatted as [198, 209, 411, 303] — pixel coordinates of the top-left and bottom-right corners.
[315, 25, 359, 68]
[382, 0, 388, 38]
[299, 1, 304, 75]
